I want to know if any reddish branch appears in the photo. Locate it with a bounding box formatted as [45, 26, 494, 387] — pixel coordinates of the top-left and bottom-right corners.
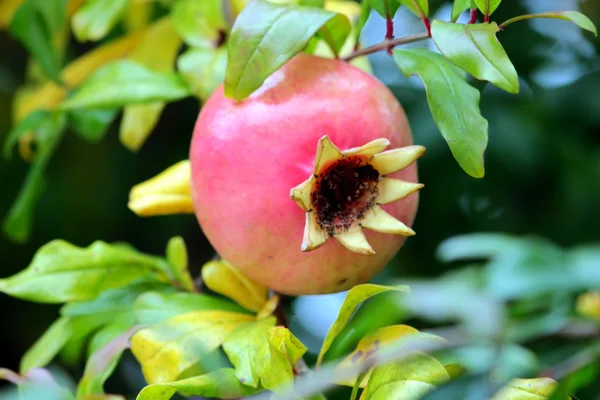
[343, 31, 430, 62]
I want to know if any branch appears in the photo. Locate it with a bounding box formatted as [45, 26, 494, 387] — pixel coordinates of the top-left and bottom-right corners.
[343, 32, 430, 62]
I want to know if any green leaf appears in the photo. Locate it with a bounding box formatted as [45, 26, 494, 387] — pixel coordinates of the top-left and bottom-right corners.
[165, 237, 195, 292]
[370, 0, 400, 19]
[71, 0, 129, 42]
[491, 378, 561, 400]
[451, 0, 474, 22]
[302, 0, 325, 6]
[317, 284, 409, 366]
[136, 368, 259, 400]
[421, 374, 491, 400]
[68, 108, 118, 143]
[3, 112, 66, 242]
[20, 317, 72, 374]
[77, 326, 139, 398]
[474, 0, 501, 16]
[431, 21, 519, 94]
[8, 0, 66, 82]
[399, 0, 429, 18]
[362, 352, 451, 399]
[393, 49, 488, 178]
[355, 0, 372, 42]
[201, 260, 268, 312]
[0, 240, 170, 303]
[499, 11, 597, 36]
[130, 310, 254, 383]
[177, 47, 227, 101]
[133, 291, 248, 325]
[222, 318, 306, 391]
[59, 61, 190, 110]
[225, 0, 350, 100]
[3, 110, 49, 159]
[171, 0, 227, 49]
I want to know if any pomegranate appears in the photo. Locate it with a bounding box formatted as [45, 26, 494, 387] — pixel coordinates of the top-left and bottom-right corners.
[190, 53, 424, 295]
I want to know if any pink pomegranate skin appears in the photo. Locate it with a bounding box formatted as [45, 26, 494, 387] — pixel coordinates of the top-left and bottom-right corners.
[190, 53, 419, 295]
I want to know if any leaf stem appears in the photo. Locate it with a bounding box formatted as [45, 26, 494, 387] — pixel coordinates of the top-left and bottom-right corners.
[484, 0, 490, 22]
[343, 32, 430, 62]
[469, 8, 478, 24]
[499, 13, 556, 29]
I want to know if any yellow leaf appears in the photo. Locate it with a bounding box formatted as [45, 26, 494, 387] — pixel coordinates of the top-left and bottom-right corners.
[0, 0, 23, 29]
[131, 310, 254, 384]
[576, 291, 600, 321]
[201, 260, 268, 312]
[123, 0, 153, 32]
[257, 295, 280, 320]
[128, 160, 194, 216]
[491, 378, 562, 399]
[119, 17, 182, 151]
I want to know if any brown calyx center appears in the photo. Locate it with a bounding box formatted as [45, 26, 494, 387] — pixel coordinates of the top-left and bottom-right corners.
[311, 156, 380, 236]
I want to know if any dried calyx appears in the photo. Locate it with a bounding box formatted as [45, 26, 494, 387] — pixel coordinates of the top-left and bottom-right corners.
[290, 136, 425, 255]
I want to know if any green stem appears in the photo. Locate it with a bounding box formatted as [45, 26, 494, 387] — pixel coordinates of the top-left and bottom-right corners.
[499, 13, 560, 29]
[350, 370, 369, 400]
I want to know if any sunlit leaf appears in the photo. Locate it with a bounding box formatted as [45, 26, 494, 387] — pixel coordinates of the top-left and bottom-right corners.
[225, 0, 350, 100]
[20, 317, 73, 374]
[500, 11, 597, 36]
[3, 111, 66, 242]
[131, 310, 254, 383]
[77, 327, 140, 398]
[72, 0, 129, 42]
[133, 291, 248, 325]
[393, 49, 488, 178]
[473, 0, 501, 16]
[120, 17, 181, 151]
[128, 160, 194, 216]
[451, 0, 474, 22]
[177, 47, 228, 101]
[222, 318, 306, 391]
[60, 61, 189, 110]
[431, 21, 519, 94]
[317, 284, 409, 366]
[9, 0, 66, 82]
[0, 240, 170, 303]
[67, 108, 118, 143]
[136, 368, 259, 400]
[491, 378, 562, 400]
[399, 0, 429, 18]
[257, 294, 280, 320]
[201, 260, 268, 312]
[0, 0, 24, 29]
[165, 237, 195, 292]
[576, 291, 600, 321]
[171, 0, 227, 49]
[123, 0, 152, 32]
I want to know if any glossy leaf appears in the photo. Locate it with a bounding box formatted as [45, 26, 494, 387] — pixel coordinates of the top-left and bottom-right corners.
[77, 327, 140, 398]
[317, 284, 409, 366]
[201, 260, 268, 312]
[165, 237, 195, 292]
[136, 368, 259, 400]
[370, 0, 400, 19]
[20, 317, 72, 373]
[451, 0, 474, 22]
[3, 112, 66, 242]
[399, 0, 429, 18]
[222, 318, 306, 391]
[8, 0, 66, 82]
[177, 47, 228, 101]
[431, 21, 519, 94]
[393, 49, 488, 178]
[68, 108, 118, 143]
[362, 353, 451, 399]
[0, 240, 170, 303]
[474, 0, 501, 16]
[130, 310, 254, 383]
[171, 0, 227, 49]
[59, 61, 190, 110]
[72, 0, 129, 42]
[133, 291, 248, 325]
[499, 11, 597, 36]
[128, 160, 194, 217]
[491, 378, 562, 399]
[225, 0, 350, 100]
[120, 17, 181, 151]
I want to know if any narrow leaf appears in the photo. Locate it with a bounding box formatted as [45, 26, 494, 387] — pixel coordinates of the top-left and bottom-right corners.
[431, 21, 519, 94]
[474, 0, 501, 16]
[136, 368, 259, 400]
[20, 317, 73, 374]
[225, 0, 349, 100]
[317, 284, 409, 366]
[393, 49, 488, 178]
[165, 237, 195, 292]
[399, 0, 429, 18]
[72, 0, 129, 42]
[130, 310, 254, 383]
[201, 260, 268, 312]
[177, 47, 228, 101]
[59, 61, 190, 110]
[171, 0, 227, 48]
[0, 240, 170, 303]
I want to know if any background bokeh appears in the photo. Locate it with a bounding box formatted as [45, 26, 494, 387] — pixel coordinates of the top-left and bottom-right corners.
[1, 0, 599, 398]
